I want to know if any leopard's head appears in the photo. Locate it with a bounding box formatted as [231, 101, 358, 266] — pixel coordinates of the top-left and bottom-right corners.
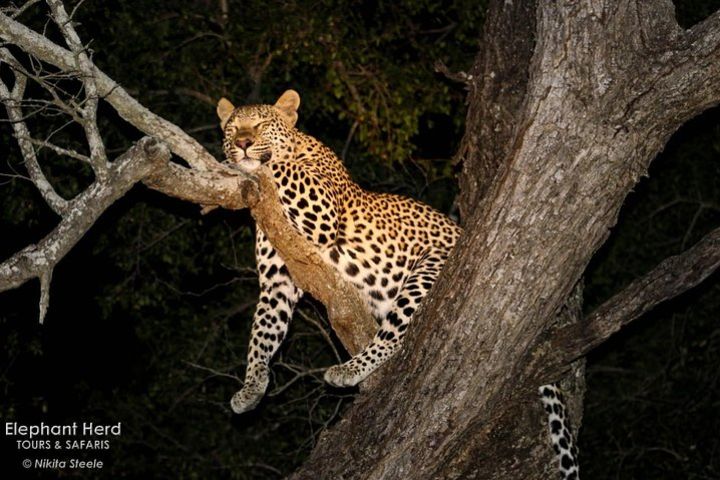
[216, 90, 300, 172]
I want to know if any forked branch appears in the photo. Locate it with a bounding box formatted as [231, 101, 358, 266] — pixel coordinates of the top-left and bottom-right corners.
[0, 137, 171, 321]
[654, 10, 720, 129]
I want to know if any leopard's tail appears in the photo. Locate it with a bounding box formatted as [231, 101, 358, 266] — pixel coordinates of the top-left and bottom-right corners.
[539, 384, 580, 480]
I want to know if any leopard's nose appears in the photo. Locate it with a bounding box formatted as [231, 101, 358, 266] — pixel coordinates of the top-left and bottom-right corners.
[235, 138, 253, 150]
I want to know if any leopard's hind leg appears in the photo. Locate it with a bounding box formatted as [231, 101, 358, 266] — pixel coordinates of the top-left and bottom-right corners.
[324, 249, 447, 387]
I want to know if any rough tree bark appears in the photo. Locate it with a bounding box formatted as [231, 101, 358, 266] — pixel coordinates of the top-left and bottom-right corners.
[288, 1, 720, 479]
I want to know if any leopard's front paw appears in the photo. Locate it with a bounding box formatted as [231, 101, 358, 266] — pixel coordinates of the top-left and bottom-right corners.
[324, 363, 365, 388]
[230, 387, 264, 414]
[230, 370, 269, 414]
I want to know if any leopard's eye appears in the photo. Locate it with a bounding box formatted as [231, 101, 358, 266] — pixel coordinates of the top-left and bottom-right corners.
[255, 121, 271, 131]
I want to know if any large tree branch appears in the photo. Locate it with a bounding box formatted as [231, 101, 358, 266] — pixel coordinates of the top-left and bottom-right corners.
[0, 134, 376, 349]
[249, 172, 376, 354]
[534, 3, 720, 377]
[540, 226, 720, 377]
[143, 163, 254, 211]
[682, 11, 720, 112]
[647, 10, 720, 132]
[144, 166, 376, 354]
[0, 3, 232, 323]
[0, 11, 216, 171]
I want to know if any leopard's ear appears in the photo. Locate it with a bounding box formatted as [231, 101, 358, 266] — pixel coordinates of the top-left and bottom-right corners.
[217, 97, 235, 129]
[273, 90, 300, 127]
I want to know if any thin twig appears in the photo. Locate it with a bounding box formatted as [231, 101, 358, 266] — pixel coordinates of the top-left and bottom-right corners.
[26, 136, 90, 162]
[184, 361, 242, 382]
[6, 0, 41, 19]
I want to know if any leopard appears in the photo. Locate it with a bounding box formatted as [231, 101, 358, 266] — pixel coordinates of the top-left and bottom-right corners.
[217, 90, 579, 479]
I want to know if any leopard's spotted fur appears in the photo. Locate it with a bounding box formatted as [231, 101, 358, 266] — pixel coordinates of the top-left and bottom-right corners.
[217, 91, 578, 479]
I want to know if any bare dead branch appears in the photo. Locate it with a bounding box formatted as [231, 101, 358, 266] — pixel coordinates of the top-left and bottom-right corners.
[0, 61, 69, 215]
[218, 0, 229, 26]
[297, 309, 342, 362]
[269, 362, 327, 397]
[0, 137, 170, 302]
[130, 88, 216, 106]
[143, 163, 253, 210]
[0, 10, 218, 171]
[0, 5, 374, 354]
[0, 47, 88, 123]
[185, 361, 241, 382]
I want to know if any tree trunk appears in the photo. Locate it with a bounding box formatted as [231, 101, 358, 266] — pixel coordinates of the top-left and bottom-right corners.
[290, 1, 720, 479]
